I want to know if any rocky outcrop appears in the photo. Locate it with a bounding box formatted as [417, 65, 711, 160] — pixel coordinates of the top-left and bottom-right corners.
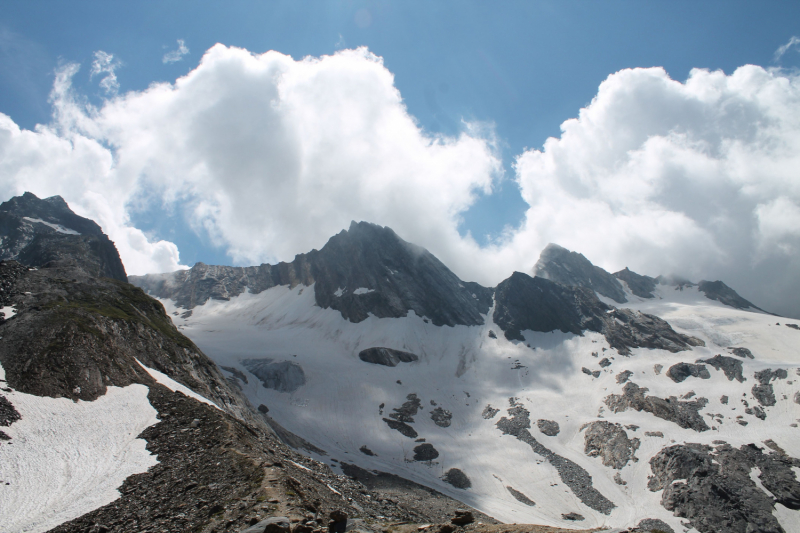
[533, 243, 627, 303]
[699, 355, 744, 382]
[648, 442, 800, 533]
[605, 383, 709, 432]
[752, 368, 788, 407]
[383, 394, 422, 438]
[358, 347, 419, 367]
[241, 359, 306, 393]
[496, 399, 615, 514]
[132, 222, 493, 327]
[493, 272, 703, 355]
[536, 419, 560, 436]
[0, 193, 126, 282]
[613, 267, 657, 299]
[430, 407, 452, 428]
[698, 280, 763, 312]
[582, 421, 639, 469]
[729, 347, 754, 359]
[666, 362, 710, 383]
[413, 443, 439, 461]
[442, 468, 471, 489]
[506, 486, 535, 506]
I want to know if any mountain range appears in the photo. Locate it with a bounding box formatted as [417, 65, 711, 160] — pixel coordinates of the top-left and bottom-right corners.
[1, 192, 799, 533]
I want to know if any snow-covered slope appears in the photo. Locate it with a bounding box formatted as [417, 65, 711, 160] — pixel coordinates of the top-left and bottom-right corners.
[156, 278, 800, 532]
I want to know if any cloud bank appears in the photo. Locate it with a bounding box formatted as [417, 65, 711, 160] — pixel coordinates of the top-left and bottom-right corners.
[1, 45, 799, 317]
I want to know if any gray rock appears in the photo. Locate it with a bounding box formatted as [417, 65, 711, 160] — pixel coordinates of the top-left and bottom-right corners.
[506, 486, 535, 506]
[537, 419, 560, 436]
[720, 395, 728, 405]
[413, 443, 439, 461]
[636, 518, 674, 533]
[698, 280, 764, 312]
[430, 407, 452, 428]
[605, 382, 710, 432]
[241, 517, 291, 533]
[442, 468, 471, 489]
[561, 512, 584, 521]
[795, 392, 800, 405]
[645, 431, 664, 438]
[496, 399, 615, 514]
[582, 421, 639, 469]
[481, 405, 499, 419]
[752, 368, 788, 407]
[666, 363, 710, 383]
[0, 395, 21, 427]
[359, 445, 375, 456]
[786, 324, 800, 331]
[383, 394, 422, 438]
[450, 510, 474, 526]
[616, 370, 633, 384]
[533, 243, 628, 303]
[699, 355, 744, 382]
[241, 359, 306, 393]
[728, 346, 754, 359]
[599, 357, 612, 368]
[614, 267, 658, 299]
[358, 347, 418, 367]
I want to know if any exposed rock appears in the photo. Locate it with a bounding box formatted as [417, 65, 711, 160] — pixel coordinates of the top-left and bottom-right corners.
[481, 405, 499, 419]
[430, 407, 452, 428]
[241, 359, 306, 393]
[613, 472, 626, 485]
[698, 280, 763, 311]
[359, 445, 375, 456]
[787, 323, 800, 331]
[582, 421, 639, 469]
[605, 383, 710, 432]
[442, 468, 471, 489]
[795, 391, 800, 405]
[533, 243, 627, 303]
[745, 406, 766, 420]
[358, 347, 419, 367]
[221, 365, 249, 384]
[653, 364, 663, 375]
[599, 357, 611, 368]
[242, 517, 291, 533]
[258, 404, 269, 413]
[645, 431, 664, 438]
[537, 419, 560, 436]
[614, 267, 657, 299]
[648, 442, 800, 533]
[487, 330, 497, 339]
[132, 222, 494, 328]
[383, 418, 418, 439]
[383, 394, 422, 438]
[0, 395, 20, 428]
[582, 367, 601, 378]
[720, 395, 729, 405]
[636, 518, 675, 533]
[496, 399, 615, 514]
[561, 513, 584, 521]
[666, 362, 710, 383]
[616, 370, 633, 384]
[699, 355, 744, 382]
[752, 368, 788, 407]
[728, 346, 754, 359]
[505, 486, 535, 506]
[413, 443, 439, 462]
[450, 510, 474, 526]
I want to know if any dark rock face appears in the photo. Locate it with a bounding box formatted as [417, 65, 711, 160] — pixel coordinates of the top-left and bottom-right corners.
[729, 347, 754, 359]
[666, 363, 710, 383]
[582, 367, 601, 378]
[0, 394, 21, 440]
[450, 510, 474, 526]
[359, 445, 375, 456]
[505, 486, 535, 506]
[0, 193, 127, 282]
[613, 267, 657, 299]
[383, 394, 422, 438]
[752, 368, 788, 407]
[481, 405, 499, 419]
[561, 513, 584, 521]
[412, 443, 440, 461]
[493, 272, 702, 355]
[605, 383, 709, 432]
[430, 407, 452, 428]
[786, 323, 800, 330]
[496, 399, 615, 514]
[358, 347, 419, 367]
[582, 421, 639, 469]
[241, 359, 306, 393]
[132, 222, 493, 327]
[698, 280, 762, 311]
[648, 442, 800, 533]
[616, 370, 633, 384]
[533, 243, 627, 303]
[442, 468, 471, 489]
[699, 355, 744, 382]
[536, 419, 560, 436]
[599, 357, 612, 368]
[636, 518, 675, 533]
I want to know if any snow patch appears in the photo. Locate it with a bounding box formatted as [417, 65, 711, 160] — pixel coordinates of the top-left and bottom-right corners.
[0, 306, 15, 319]
[334, 287, 344, 297]
[0, 377, 158, 533]
[353, 287, 374, 295]
[22, 217, 80, 235]
[135, 359, 219, 410]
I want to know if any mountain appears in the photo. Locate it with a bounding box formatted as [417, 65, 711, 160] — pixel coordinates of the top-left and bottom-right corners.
[131, 224, 800, 533]
[0, 192, 127, 281]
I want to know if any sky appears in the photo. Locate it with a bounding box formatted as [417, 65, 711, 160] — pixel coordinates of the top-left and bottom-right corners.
[1, 1, 800, 317]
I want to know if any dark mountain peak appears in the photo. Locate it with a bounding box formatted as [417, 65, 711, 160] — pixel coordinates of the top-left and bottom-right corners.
[697, 280, 763, 312]
[614, 267, 657, 299]
[0, 192, 126, 281]
[533, 243, 628, 304]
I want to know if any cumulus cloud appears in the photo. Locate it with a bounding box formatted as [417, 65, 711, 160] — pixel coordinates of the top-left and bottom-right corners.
[90, 50, 121, 95]
[1, 44, 799, 317]
[163, 39, 189, 64]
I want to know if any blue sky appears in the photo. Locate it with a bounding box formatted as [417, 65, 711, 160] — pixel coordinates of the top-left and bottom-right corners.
[2, 1, 800, 316]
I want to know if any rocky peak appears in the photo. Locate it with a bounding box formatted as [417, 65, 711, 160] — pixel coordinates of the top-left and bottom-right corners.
[613, 267, 657, 299]
[0, 192, 127, 282]
[697, 280, 763, 312]
[533, 243, 627, 303]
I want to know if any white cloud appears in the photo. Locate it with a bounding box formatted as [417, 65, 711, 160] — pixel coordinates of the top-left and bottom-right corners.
[2, 45, 800, 318]
[90, 50, 121, 95]
[774, 36, 800, 62]
[163, 39, 189, 64]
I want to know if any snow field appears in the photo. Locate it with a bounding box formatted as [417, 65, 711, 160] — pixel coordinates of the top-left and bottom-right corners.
[162, 282, 800, 531]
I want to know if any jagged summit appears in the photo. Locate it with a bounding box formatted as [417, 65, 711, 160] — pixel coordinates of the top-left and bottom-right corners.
[613, 267, 657, 299]
[0, 192, 127, 281]
[132, 221, 493, 327]
[533, 243, 628, 303]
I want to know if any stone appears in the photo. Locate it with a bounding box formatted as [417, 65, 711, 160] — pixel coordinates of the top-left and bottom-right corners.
[561, 513, 584, 521]
[358, 347, 418, 367]
[666, 363, 710, 383]
[605, 382, 709, 432]
[582, 421, 639, 469]
[442, 468, 471, 489]
[450, 510, 474, 526]
[536, 419, 560, 436]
